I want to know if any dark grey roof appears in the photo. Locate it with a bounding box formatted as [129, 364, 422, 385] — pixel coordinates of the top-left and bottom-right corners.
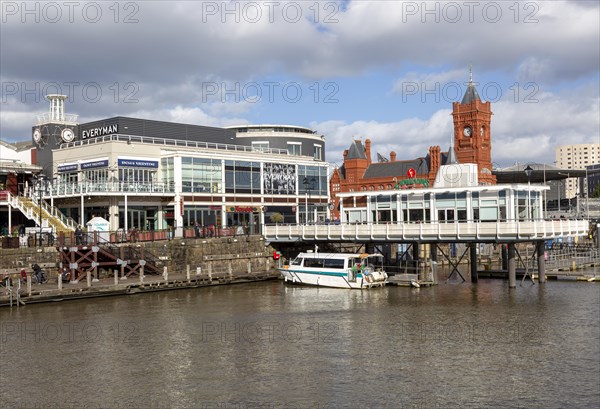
[444, 146, 458, 165]
[461, 81, 481, 104]
[493, 163, 595, 183]
[346, 140, 367, 160]
[363, 157, 430, 178]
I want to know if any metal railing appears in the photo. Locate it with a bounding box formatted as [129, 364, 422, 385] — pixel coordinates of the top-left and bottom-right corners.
[9, 190, 76, 231]
[59, 133, 290, 155]
[263, 219, 591, 242]
[49, 181, 175, 196]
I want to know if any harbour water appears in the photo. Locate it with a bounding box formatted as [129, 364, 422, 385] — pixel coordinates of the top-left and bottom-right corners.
[1, 269, 599, 408]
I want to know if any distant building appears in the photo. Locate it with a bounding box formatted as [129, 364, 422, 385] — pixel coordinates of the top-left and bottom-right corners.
[555, 143, 600, 199]
[329, 70, 495, 218]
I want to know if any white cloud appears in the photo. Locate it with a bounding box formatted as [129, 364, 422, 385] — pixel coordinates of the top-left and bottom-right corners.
[314, 87, 600, 168]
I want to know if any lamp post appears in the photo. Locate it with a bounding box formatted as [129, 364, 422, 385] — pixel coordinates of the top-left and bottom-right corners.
[524, 165, 533, 220]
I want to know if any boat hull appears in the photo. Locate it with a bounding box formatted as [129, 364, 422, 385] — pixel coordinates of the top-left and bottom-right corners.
[279, 268, 387, 289]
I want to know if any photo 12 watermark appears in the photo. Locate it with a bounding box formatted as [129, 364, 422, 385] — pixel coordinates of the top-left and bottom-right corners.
[199, 320, 339, 344]
[1, 81, 140, 104]
[398, 80, 539, 104]
[200, 1, 340, 24]
[396, 321, 545, 344]
[1, 1, 140, 24]
[0, 320, 140, 344]
[201, 81, 339, 104]
[399, 1, 540, 24]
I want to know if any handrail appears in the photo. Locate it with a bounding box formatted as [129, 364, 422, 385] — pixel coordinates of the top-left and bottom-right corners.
[58, 133, 291, 156]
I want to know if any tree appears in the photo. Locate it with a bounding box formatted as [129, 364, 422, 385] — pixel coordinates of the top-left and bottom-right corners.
[592, 185, 600, 199]
[269, 212, 284, 224]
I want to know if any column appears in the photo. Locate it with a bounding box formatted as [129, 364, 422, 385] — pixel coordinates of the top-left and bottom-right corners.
[470, 243, 478, 283]
[508, 242, 516, 288]
[536, 241, 546, 283]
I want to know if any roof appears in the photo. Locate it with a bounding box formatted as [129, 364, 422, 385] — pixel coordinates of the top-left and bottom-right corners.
[493, 163, 596, 183]
[363, 157, 430, 178]
[346, 140, 367, 160]
[461, 81, 481, 104]
[445, 146, 459, 165]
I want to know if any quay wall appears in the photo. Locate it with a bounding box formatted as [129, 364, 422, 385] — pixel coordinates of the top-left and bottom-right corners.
[0, 236, 279, 277]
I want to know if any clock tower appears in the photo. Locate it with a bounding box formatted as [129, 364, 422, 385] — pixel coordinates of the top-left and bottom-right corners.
[452, 68, 496, 185]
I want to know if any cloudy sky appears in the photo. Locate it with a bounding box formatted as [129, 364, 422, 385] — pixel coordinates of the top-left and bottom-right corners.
[1, 0, 599, 169]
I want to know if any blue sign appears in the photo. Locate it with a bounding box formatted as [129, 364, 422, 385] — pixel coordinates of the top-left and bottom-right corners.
[118, 159, 158, 168]
[57, 164, 78, 172]
[81, 159, 109, 170]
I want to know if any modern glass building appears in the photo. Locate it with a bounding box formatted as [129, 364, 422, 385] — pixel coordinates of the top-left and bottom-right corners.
[30, 96, 329, 236]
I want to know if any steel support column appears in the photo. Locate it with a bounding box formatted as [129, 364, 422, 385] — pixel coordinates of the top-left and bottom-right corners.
[470, 243, 478, 283]
[536, 241, 546, 283]
[508, 243, 516, 288]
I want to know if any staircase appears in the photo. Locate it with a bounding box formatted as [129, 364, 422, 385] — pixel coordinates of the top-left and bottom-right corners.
[7, 191, 75, 233]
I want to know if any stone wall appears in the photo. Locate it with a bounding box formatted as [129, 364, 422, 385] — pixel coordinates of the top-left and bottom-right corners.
[0, 236, 279, 278]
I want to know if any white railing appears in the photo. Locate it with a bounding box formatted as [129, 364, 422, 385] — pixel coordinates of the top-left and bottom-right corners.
[58, 133, 290, 155]
[50, 182, 175, 196]
[263, 219, 590, 242]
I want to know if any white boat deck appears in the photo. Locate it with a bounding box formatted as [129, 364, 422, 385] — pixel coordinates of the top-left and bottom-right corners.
[263, 219, 589, 243]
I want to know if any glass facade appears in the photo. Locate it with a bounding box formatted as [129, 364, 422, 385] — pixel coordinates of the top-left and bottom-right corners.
[181, 157, 222, 193]
[225, 160, 260, 194]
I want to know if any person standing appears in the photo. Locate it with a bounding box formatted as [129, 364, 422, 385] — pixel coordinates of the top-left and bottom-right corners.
[75, 225, 83, 245]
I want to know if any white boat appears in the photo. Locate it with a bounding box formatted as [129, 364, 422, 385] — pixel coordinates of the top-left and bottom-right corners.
[279, 252, 388, 289]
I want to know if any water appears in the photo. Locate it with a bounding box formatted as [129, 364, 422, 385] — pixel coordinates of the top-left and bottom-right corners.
[1, 271, 599, 409]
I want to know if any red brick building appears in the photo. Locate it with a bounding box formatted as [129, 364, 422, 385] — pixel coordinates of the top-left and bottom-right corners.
[329, 72, 496, 218]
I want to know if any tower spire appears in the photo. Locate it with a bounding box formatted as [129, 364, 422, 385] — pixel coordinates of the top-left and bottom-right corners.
[469, 64, 473, 83]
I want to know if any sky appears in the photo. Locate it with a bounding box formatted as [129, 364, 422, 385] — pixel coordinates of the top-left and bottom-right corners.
[1, 0, 599, 170]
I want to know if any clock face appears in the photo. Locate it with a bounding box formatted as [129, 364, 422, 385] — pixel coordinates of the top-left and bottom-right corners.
[33, 128, 41, 142]
[463, 126, 472, 137]
[61, 128, 75, 142]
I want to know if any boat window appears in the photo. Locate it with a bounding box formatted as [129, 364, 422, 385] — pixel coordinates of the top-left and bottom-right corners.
[322, 259, 345, 269]
[290, 257, 303, 266]
[304, 258, 324, 268]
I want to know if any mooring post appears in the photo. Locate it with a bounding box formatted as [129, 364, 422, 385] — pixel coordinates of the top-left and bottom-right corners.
[536, 241, 546, 283]
[208, 263, 212, 281]
[114, 269, 118, 286]
[139, 266, 144, 283]
[247, 261, 252, 274]
[508, 243, 516, 288]
[86, 270, 91, 288]
[186, 265, 190, 281]
[228, 262, 233, 279]
[163, 266, 168, 281]
[470, 243, 478, 283]
[58, 273, 62, 290]
[27, 275, 31, 297]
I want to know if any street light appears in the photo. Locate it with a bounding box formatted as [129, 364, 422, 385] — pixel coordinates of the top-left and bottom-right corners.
[524, 165, 533, 220]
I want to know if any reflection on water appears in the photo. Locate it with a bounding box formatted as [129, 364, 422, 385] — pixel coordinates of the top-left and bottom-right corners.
[1, 272, 599, 408]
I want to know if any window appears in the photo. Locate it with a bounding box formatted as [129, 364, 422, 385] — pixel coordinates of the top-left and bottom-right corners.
[252, 141, 269, 152]
[314, 145, 322, 160]
[226, 160, 260, 194]
[181, 157, 222, 193]
[287, 142, 302, 156]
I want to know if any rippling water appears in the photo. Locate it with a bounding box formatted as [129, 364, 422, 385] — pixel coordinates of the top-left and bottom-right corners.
[1, 271, 599, 409]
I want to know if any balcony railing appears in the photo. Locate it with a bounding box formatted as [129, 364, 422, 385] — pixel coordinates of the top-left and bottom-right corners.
[59, 133, 290, 155]
[50, 182, 175, 196]
[262, 219, 591, 243]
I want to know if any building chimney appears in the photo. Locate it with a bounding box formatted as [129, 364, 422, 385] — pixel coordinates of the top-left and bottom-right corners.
[365, 139, 371, 165]
[390, 151, 396, 162]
